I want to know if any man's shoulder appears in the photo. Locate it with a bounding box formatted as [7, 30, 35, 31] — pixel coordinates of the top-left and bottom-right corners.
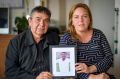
[13, 30, 29, 40]
[46, 31, 60, 44]
[10, 29, 32, 44]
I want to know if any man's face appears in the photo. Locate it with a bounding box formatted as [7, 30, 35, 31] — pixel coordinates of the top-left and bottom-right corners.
[29, 12, 50, 37]
[61, 52, 67, 61]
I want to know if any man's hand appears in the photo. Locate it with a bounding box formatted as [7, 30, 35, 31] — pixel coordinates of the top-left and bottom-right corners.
[36, 72, 52, 79]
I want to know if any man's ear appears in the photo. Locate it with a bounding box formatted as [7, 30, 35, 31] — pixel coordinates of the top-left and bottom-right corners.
[28, 17, 32, 28]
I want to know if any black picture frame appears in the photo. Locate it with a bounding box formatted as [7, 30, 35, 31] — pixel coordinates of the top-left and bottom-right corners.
[49, 45, 77, 78]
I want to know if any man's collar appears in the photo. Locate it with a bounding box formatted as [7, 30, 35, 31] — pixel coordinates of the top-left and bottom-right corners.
[24, 29, 35, 46]
[25, 29, 51, 48]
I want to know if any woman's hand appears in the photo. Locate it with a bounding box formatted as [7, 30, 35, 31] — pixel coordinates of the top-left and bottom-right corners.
[75, 63, 90, 73]
[36, 72, 52, 79]
[75, 63, 97, 74]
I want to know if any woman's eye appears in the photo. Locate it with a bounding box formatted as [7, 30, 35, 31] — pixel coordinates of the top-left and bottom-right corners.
[84, 16, 87, 17]
[75, 17, 78, 18]
[74, 16, 79, 19]
[83, 15, 88, 18]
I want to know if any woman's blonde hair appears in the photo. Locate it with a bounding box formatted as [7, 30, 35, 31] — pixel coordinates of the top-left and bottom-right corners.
[67, 3, 93, 40]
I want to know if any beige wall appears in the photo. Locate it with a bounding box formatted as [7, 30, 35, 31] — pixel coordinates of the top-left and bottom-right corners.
[49, 0, 83, 32]
[10, 0, 84, 34]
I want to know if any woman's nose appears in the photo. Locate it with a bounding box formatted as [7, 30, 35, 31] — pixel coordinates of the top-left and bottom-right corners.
[79, 17, 83, 22]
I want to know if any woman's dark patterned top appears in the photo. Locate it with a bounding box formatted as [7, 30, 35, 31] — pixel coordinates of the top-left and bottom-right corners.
[59, 28, 113, 79]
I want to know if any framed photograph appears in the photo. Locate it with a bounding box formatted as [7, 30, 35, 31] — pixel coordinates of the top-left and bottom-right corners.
[49, 45, 77, 78]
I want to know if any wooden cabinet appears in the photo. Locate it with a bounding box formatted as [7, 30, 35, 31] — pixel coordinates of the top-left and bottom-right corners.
[0, 34, 14, 79]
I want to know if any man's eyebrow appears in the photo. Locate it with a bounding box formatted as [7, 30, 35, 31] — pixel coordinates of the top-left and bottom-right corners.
[35, 17, 41, 19]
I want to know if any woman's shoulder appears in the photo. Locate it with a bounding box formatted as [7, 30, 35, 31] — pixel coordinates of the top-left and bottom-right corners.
[93, 28, 103, 33]
[92, 28, 107, 41]
[93, 28, 105, 36]
[59, 32, 77, 45]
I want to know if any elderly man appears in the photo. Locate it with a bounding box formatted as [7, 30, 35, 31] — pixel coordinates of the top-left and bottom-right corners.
[5, 6, 59, 79]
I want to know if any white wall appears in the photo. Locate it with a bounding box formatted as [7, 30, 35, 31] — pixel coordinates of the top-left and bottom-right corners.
[114, 0, 120, 78]
[115, 0, 120, 54]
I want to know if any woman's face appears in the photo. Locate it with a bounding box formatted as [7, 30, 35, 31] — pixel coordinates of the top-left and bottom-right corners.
[72, 7, 90, 33]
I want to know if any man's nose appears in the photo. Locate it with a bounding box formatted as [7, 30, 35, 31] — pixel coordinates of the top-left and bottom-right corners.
[39, 20, 45, 26]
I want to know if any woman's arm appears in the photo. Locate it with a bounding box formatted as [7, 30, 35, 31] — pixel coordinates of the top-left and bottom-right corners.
[94, 31, 113, 73]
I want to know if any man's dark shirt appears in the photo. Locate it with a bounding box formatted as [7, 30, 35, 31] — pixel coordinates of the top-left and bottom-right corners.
[32, 37, 49, 76]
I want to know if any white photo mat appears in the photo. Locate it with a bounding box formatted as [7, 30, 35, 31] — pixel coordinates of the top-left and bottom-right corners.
[49, 45, 76, 78]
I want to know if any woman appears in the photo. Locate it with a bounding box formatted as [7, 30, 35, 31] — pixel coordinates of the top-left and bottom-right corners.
[59, 3, 115, 79]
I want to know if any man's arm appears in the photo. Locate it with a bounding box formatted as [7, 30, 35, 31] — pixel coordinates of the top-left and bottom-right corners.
[5, 39, 36, 79]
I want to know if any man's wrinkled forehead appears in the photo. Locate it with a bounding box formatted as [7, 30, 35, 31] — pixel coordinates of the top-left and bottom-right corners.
[31, 11, 49, 17]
